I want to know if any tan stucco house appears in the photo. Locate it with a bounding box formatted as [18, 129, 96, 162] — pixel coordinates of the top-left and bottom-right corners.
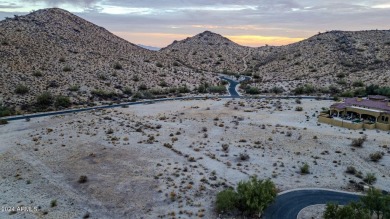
[318, 95, 390, 130]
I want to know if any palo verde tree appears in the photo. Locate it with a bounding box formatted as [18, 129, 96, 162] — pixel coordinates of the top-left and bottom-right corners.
[215, 176, 277, 217]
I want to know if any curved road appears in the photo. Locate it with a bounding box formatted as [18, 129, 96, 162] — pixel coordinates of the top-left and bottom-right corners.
[263, 189, 360, 219]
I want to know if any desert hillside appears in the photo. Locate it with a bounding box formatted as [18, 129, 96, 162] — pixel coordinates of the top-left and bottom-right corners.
[163, 30, 390, 95]
[0, 8, 218, 111]
[247, 30, 390, 94]
[161, 31, 251, 73]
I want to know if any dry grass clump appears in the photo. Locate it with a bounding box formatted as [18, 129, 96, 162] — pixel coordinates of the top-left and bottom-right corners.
[351, 135, 367, 147]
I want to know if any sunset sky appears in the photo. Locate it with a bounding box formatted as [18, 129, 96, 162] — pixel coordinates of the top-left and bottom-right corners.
[1, 0, 390, 48]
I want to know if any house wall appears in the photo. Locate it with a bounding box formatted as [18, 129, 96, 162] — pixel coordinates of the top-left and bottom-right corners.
[376, 123, 390, 131]
[318, 116, 364, 130]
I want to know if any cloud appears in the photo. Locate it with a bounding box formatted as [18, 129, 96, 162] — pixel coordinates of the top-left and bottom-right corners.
[24, 0, 99, 7]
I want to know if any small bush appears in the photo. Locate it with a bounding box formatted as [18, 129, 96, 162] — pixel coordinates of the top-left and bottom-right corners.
[55, 96, 71, 108]
[63, 65, 72, 72]
[68, 85, 80, 92]
[32, 71, 43, 77]
[50, 200, 57, 207]
[0, 105, 12, 117]
[352, 81, 364, 87]
[346, 166, 357, 174]
[351, 135, 367, 147]
[0, 119, 8, 125]
[369, 152, 383, 162]
[300, 163, 310, 174]
[216, 189, 237, 212]
[363, 173, 376, 185]
[295, 106, 303, 111]
[14, 84, 29, 94]
[138, 84, 148, 90]
[156, 62, 163, 68]
[122, 87, 132, 95]
[239, 153, 250, 161]
[208, 85, 226, 94]
[113, 62, 122, 70]
[36, 92, 54, 107]
[78, 175, 88, 183]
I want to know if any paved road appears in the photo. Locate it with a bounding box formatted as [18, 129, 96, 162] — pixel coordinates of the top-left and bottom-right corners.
[262, 189, 360, 219]
[220, 75, 251, 97]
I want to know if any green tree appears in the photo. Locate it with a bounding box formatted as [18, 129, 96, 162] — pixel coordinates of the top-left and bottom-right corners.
[361, 188, 385, 219]
[236, 177, 277, 215]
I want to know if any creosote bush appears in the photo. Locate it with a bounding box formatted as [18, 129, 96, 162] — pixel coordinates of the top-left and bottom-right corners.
[369, 152, 383, 162]
[14, 84, 29, 94]
[351, 135, 367, 147]
[36, 92, 54, 107]
[300, 163, 310, 174]
[78, 175, 88, 183]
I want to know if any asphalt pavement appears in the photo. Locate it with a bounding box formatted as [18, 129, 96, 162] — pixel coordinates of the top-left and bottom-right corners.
[262, 189, 360, 219]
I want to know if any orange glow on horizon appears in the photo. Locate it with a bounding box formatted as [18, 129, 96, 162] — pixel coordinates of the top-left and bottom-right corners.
[113, 32, 305, 48]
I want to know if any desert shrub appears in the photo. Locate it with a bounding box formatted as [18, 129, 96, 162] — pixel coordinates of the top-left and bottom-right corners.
[32, 71, 43, 77]
[113, 62, 122, 70]
[216, 189, 237, 212]
[352, 81, 364, 87]
[78, 175, 88, 183]
[59, 57, 65, 62]
[270, 86, 284, 94]
[159, 81, 168, 87]
[295, 106, 303, 111]
[68, 85, 80, 91]
[239, 153, 250, 161]
[293, 84, 316, 95]
[63, 65, 72, 72]
[346, 166, 357, 174]
[245, 86, 261, 94]
[336, 73, 346, 78]
[351, 135, 367, 147]
[208, 85, 226, 94]
[369, 152, 383, 162]
[0, 119, 8, 125]
[328, 85, 340, 94]
[0, 105, 12, 117]
[340, 90, 354, 97]
[295, 99, 302, 104]
[55, 96, 71, 108]
[122, 87, 132, 95]
[132, 75, 140, 81]
[138, 84, 148, 90]
[156, 62, 163, 67]
[221, 144, 229, 152]
[300, 163, 310, 174]
[197, 84, 208, 93]
[36, 92, 53, 107]
[14, 84, 28, 94]
[50, 200, 57, 207]
[177, 86, 190, 93]
[91, 90, 117, 99]
[363, 173, 377, 185]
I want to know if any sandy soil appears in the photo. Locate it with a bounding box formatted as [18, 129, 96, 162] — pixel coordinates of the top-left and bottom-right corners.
[1, 98, 389, 218]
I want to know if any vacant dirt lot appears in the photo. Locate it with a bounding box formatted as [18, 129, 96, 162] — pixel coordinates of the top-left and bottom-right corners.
[1, 98, 389, 218]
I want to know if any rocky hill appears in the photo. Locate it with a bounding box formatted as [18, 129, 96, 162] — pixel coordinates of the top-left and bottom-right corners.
[247, 30, 390, 94]
[0, 8, 218, 111]
[163, 30, 390, 95]
[161, 31, 251, 73]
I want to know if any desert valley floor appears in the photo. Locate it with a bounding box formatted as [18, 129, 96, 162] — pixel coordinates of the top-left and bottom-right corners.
[1, 98, 389, 218]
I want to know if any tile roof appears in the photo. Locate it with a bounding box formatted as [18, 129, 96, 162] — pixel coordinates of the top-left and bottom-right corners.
[331, 97, 390, 113]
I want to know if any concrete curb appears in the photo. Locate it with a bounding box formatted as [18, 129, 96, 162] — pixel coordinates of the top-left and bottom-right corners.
[278, 187, 363, 196]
